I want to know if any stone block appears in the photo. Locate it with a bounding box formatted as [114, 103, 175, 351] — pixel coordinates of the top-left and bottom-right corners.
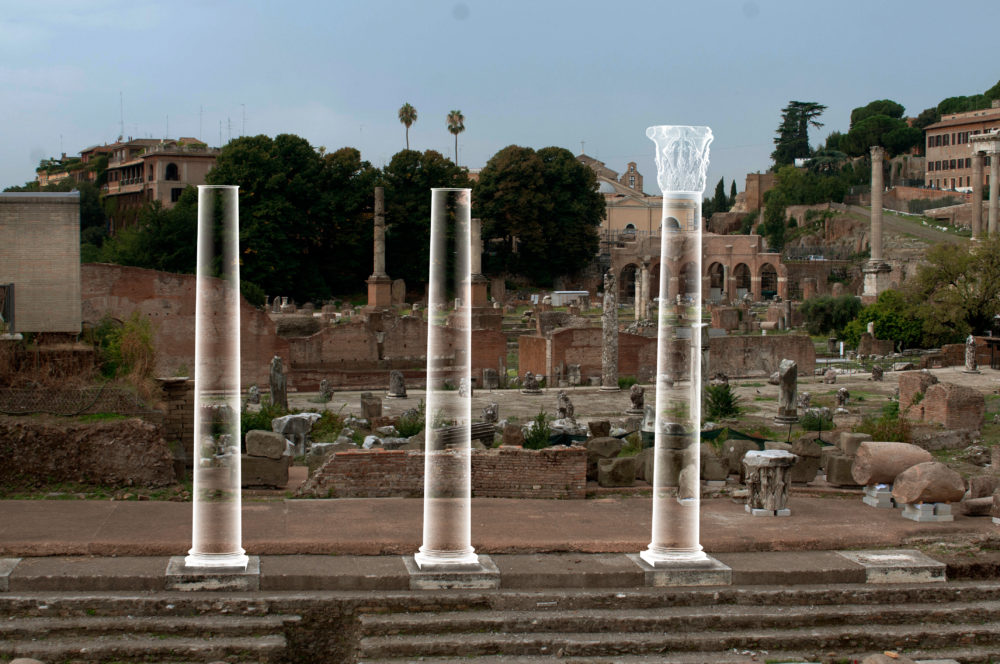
[862, 484, 895, 509]
[245, 430, 288, 460]
[901, 502, 955, 522]
[403, 555, 500, 590]
[165, 556, 260, 591]
[628, 553, 732, 586]
[837, 549, 945, 583]
[825, 453, 861, 487]
[588, 419, 611, 438]
[700, 443, 728, 481]
[360, 392, 382, 420]
[852, 441, 933, 485]
[961, 496, 994, 516]
[586, 436, 624, 480]
[598, 456, 636, 487]
[501, 423, 525, 447]
[482, 368, 500, 390]
[837, 432, 872, 457]
[241, 454, 289, 488]
[968, 475, 1000, 499]
[722, 439, 759, 475]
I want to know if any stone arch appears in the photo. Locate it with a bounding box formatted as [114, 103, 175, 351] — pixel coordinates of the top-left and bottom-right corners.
[664, 216, 681, 232]
[679, 261, 698, 299]
[620, 264, 638, 302]
[707, 262, 725, 301]
[733, 263, 751, 299]
[760, 263, 778, 300]
[165, 163, 180, 181]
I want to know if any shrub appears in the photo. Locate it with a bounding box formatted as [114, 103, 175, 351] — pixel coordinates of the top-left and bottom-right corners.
[395, 401, 426, 437]
[619, 433, 642, 457]
[523, 410, 551, 449]
[618, 376, 638, 389]
[704, 383, 741, 419]
[89, 312, 156, 380]
[240, 397, 285, 441]
[310, 409, 344, 442]
[855, 401, 910, 443]
[800, 409, 834, 433]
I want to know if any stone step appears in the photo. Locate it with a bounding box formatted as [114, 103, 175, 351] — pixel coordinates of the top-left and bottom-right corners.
[358, 599, 1000, 636]
[357, 621, 1000, 659]
[357, 651, 991, 664]
[0, 634, 287, 663]
[0, 614, 295, 639]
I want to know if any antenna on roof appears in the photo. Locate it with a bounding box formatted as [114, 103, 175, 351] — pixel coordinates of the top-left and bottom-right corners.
[119, 92, 125, 140]
[580, 140, 585, 155]
[241, 104, 245, 136]
[199, 105, 203, 142]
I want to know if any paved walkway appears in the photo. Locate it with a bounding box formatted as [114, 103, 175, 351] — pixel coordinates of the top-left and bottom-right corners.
[0, 495, 994, 557]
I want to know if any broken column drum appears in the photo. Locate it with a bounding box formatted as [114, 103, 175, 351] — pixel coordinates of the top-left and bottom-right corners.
[187, 185, 248, 569]
[600, 271, 619, 391]
[415, 188, 478, 570]
[641, 125, 714, 567]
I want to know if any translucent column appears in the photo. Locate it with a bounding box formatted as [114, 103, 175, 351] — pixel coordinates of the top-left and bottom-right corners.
[641, 126, 713, 567]
[186, 185, 247, 569]
[414, 188, 478, 569]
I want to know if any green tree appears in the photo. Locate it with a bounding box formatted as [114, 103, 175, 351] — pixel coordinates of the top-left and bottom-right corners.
[938, 95, 990, 115]
[771, 101, 826, 167]
[843, 290, 923, 350]
[849, 99, 905, 126]
[986, 79, 1000, 101]
[905, 235, 1000, 344]
[729, 180, 737, 207]
[799, 294, 863, 336]
[839, 114, 912, 157]
[475, 145, 604, 283]
[760, 189, 787, 251]
[99, 187, 199, 273]
[382, 149, 470, 286]
[204, 134, 379, 301]
[713, 178, 726, 213]
[912, 107, 941, 130]
[398, 103, 417, 150]
[446, 110, 465, 165]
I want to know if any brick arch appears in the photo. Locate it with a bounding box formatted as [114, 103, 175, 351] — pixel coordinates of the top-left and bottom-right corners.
[619, 263, 638, 301]
[760, 262, 778, 300]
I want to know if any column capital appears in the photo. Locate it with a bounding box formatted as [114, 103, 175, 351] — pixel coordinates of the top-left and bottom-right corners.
[869, 145, 885, 160]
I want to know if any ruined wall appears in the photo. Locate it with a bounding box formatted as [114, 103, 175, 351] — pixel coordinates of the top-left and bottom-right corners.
[899, 371, 938, 418]
[81, 263, 288, 387]
[519, 329, 657, 383]
[470, 329, 508, 382]
[304, 446, 586, 499]
[0, 416, 175, 487]
[922, 383, 985, 431]
[160, 378, 194, 461]
[708, 335, 815, 378]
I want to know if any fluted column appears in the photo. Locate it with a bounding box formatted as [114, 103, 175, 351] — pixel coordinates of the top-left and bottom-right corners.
[990, 149, 999, 236]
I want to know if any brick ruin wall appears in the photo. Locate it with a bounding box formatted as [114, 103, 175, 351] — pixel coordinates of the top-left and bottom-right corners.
[898, 370, 985, 431]
[305, 446, 586, 499]
[82, 264, 508, 390]
[519, 330, 815, 380]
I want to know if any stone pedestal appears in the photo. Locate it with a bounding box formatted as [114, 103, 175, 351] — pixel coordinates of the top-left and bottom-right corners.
[366, 187, 393, 311]
[901, 502, 954, 523]
[862, 484, 898, 509]
[165, 556, 260, 591]
[743, 450, 796, 516]
[861, 261, 891, 304]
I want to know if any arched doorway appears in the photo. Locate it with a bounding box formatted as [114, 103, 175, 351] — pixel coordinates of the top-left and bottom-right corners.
[707, 262, 725, 302]
[619, 264, 638, 303]
[679, 262, 698, 301]
[733, 263, 751, 300]
[760, 263, 778, 300]
[165, 163, 179, 181]
[663, 216, 681, 232]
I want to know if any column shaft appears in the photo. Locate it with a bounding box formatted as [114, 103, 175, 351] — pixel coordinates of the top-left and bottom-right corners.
[870, 146, 884, 261]
[971, 152, 984, 240]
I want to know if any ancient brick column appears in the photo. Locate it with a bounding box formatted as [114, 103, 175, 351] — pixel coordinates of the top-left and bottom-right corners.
[469, 217, 489, 308]
[971, 151, 984, 240]
[600, 271, 619, 391]
[366, 187, 392, 310]
[639, 261, 650, 319]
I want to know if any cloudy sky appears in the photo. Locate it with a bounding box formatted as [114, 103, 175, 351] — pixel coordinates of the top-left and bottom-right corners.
[2, 0, 997, 193]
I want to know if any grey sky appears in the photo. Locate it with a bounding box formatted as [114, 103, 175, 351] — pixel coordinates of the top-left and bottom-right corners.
[2, 0, 997, 194]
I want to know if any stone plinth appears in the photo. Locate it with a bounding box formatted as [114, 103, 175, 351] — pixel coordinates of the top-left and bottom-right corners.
[743, 449, 796, 516]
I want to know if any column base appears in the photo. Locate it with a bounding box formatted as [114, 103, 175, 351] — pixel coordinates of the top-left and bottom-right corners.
[861, 261, 891, 303]
[166, 555, 259, 591]
[628, 552, 731, 587]
[599, 385, 621, 392]
[404, 554, 500, 590]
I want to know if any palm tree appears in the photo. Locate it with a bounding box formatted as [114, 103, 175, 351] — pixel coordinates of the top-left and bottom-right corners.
[398, 103, 417, 150]
[446, 109, 465, 165]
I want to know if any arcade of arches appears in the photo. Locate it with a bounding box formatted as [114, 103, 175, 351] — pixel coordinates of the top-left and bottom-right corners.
[611, 234, 789, 304]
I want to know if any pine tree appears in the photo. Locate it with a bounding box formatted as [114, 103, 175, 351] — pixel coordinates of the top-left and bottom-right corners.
[714, 178, 726, 213]
[730, 180, 737, 207]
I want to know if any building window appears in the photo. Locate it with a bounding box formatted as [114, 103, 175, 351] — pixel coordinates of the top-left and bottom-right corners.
[629, 176, 635, 188]
[966, 158, 971, 168]
[950, 159, 956, 169]
[171, 187, 183, 203]
[951, 178, 956, 189]
[165, 163, 179, 181]
[927, 136, 933, 148]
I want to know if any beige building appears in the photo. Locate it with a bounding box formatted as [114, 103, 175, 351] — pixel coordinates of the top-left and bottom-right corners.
[0, 192, 81, 333]
[103, 138, 219, 231]
[924, 101, 1000, 191]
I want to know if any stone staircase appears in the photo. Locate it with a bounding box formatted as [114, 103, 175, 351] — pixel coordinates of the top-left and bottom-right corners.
[0, 594, 301, 663]
[354, 582, 1000, 663]
[2, 582, 1000, 663]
